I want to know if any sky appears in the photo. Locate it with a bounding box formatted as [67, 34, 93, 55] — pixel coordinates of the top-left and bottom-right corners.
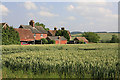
[0, 0, 119, 32]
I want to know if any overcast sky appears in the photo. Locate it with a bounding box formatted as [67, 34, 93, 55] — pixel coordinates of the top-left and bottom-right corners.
[1, 0, 118, 32]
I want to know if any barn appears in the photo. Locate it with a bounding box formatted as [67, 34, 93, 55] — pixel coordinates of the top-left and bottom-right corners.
[74, 37, 88, 44]
[14, 28, 35, 45]
[46, 36, 67, 44]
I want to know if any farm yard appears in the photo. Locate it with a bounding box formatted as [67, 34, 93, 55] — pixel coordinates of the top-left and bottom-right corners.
[2, 43, 119, 78]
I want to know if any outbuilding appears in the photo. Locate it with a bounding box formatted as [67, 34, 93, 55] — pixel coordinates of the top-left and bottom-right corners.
[46, 36, 67, 44]
[74, 37, 88, 44]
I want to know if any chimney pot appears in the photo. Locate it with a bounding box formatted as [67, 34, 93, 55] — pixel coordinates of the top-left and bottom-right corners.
[61, 27, 65, 30]
[29, 20, 35, 27]
[54, 27, 57, 30]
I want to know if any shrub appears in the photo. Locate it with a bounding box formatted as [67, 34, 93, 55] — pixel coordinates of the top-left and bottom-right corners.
[79, 41, 84, 44]
[2, 26, 20, 45]
[110, 35, 119, 43]
[48, 40, 55, 44]
[40, 38, 48, 44]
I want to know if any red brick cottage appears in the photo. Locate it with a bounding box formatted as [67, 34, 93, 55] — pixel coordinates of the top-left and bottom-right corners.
[14, 28, 35, 45]
[46, 36, 67, 44]
[19, 20, 48, 40]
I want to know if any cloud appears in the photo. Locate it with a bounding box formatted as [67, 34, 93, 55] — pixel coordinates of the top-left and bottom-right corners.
[68, 16, 76, 20]
[67, 5, 74, 11]
[40, 6, 49, 11]
[38, 11, 59, 17]
[1, 4, 9, 16]
[24, 2, 37, 10]
[67, 2, 117, 30]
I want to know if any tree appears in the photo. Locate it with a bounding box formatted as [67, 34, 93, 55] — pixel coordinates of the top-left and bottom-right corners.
[35, 22, 49, 31]
[110, 35, 119, 43]
[2, 26, 20, 45]
[40, 38, 48, 44]
[48, 40, 55, 44]
[55, 30, 70, 41]
[82, 32, 100, 43]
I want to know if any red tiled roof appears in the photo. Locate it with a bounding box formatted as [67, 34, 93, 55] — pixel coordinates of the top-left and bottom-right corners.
[75, 37, 88, 42]
[14, 28, 35, 41]
[48, 30, 57, 36]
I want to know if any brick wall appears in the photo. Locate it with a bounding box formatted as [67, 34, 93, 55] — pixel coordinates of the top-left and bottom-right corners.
[55, 40, 67, 44]
[34, 34, 47, 40]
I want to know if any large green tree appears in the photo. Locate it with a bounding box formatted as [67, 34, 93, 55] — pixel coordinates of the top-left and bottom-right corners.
[110, 35, 119, 43]
[55, 30, 70, 41]
[2, 26, 20, 45]
[35, 22, 49, 31]
[82, 32, 100, 43]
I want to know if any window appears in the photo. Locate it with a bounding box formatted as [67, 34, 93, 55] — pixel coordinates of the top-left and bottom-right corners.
[41, 34, 43, 37]
[22, 42, 27, 44]
[34, 34, 36, 37]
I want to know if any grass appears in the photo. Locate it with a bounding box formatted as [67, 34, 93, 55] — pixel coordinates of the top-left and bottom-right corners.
[2, 43, 119, 78]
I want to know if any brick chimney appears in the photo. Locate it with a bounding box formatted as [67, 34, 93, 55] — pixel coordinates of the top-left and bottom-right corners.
[54, 27, 57, 30]
[29, 20, 35, 27]
[61, 27, 65, 30]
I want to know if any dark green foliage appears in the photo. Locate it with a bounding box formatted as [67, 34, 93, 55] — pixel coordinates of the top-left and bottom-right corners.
[48, 40, 55, 44]
[40, 38, 48, 44]
[2, 26, 20, 45]
[82, 32, 100, 43]
[35, 22, 49, 31]
[79, 41, 84, 44]
[110, 35, 119, 43]
[101, 40, 110, 43]
[55, 30, 70, 41]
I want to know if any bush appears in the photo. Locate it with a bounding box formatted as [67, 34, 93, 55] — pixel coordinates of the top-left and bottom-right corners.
[2, 26, 20, 45]
[110, 35, 119, 43]
[82, 32, 100, 43]
[79, 41, 84, 44]
[40, 38, 48, 44]
[48, 40, 55, 44]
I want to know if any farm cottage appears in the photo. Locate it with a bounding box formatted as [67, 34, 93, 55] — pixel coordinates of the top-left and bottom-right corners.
[14, 28, 35, 45]
[1, 20, 71, 45]
[46, 36, 67, 44]
[19, 20, 48, 41]
[74, 37, 88, 44]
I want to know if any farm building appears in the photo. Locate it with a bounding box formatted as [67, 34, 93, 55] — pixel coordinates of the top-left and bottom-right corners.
[46, 36, 67, 44]
[74, 37, 88, 44]
[47, 27, 71, 39]
[14, 28, 35, 45]
[19, 20, 48, 41]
